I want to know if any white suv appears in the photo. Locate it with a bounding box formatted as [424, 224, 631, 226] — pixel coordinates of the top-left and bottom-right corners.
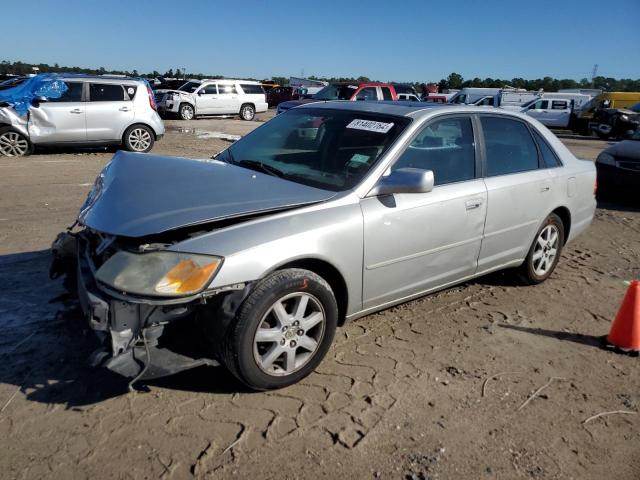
[155, 79, 268, 121]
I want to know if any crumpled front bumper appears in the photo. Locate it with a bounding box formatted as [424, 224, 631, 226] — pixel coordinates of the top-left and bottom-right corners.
[74, 235, 219, 379]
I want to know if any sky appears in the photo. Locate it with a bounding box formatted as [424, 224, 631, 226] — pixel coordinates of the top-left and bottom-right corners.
[3, 0, 639, 82]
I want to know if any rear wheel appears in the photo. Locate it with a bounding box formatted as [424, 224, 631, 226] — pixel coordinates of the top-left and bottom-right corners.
[0, 127, 33, 157]
[123, 125, 154, 153]
[218, 269, 337, 390]
[519, 213, 564, 284]
[179, 103, 195, 120]
[240, 103, 255, 121]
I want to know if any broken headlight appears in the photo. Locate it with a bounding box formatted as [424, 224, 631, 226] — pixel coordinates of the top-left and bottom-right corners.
[95, 251, 222, 297]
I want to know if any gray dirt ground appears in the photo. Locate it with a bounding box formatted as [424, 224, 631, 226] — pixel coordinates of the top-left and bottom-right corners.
[0, 115, 638, 480]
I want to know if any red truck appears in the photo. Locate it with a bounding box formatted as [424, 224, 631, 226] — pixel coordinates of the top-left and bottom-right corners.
[276, 82, 398, 113]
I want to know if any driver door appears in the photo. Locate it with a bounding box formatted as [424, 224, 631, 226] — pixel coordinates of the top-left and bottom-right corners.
[361, 115, 487, 309]
[194, 83, 219, 114]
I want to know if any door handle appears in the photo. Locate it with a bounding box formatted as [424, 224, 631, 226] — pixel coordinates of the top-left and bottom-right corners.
[465, 199, 483, 210]
[70, 109, 83, 114]
[540, 186, 550, 192]
[119, 107, 130, 112]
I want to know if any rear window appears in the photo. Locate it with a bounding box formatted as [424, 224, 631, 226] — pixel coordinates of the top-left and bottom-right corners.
[240, 84, 265, 94]
[481, 117, 540, 176]
[48, 82, 83, 102]
[217, 84, 237, 94]
[532, 130, 562, 168]
[551, 100, 568, 109]
[89, 83, 125, 102]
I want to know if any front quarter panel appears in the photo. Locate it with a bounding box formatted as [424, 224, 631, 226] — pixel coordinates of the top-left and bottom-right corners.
[169, 197, 364, 315]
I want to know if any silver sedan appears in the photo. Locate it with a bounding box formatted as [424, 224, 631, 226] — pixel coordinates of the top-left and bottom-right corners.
[55, 101, 597, 390]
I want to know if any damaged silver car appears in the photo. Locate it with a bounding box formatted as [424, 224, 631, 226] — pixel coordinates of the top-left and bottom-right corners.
[0, 75, 164, 157]
[53, 102, 596, 390]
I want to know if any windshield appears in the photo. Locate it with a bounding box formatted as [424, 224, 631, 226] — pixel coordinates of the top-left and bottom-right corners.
[217, 108, 410, 191]
[313, 84, 358, 101]
[178, 81, 200, 93]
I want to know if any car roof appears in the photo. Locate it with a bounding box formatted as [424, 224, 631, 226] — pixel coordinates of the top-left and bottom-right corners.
[292, 100, 536, 121]
[57, 74, 144, 84]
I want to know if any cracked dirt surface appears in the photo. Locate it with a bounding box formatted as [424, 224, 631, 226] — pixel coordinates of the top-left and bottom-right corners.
[0, 118, 638, 479]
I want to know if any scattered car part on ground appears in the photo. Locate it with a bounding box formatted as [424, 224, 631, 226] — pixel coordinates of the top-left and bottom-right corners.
[0, 74, 164, 157]
[53, 102, 596, 390]
[276, 82, 398, 113]
[155, 79, 268, 121]
[595, 128, 640, 203]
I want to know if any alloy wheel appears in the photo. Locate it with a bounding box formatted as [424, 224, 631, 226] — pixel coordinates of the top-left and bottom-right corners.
[241, 106, 254, 120]
[128, 128, 152, 152]
[181, 105, 194, 120]
[0, 131, 29, 157]
[253, 292, 326, 376]
[532, 224, 559, 276]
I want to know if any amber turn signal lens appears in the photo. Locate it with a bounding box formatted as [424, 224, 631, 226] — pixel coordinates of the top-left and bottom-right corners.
[155, 259, 220, 295]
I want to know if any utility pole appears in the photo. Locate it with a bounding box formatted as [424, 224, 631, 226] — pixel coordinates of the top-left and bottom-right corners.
[591, 64, 598, 87]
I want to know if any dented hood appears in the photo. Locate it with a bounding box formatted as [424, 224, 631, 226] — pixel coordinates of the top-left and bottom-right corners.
[78, 151, 335, 238]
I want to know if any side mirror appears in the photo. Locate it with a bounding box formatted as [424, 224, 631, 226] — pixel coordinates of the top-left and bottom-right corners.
[369, 168, 434, 196]
[31, 96, 48, 107]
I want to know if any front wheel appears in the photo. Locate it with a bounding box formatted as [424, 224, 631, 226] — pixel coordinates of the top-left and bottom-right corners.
[0, 127, 33, 157]
[240, 103, 255, 121]
[219, 269, 338, 390]
[123, 125, 154, 153]
[518, 213, 565, 284]
[179, 103, 195, 120]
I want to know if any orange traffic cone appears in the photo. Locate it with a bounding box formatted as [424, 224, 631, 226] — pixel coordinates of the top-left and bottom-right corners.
[607, 280, 640, 352]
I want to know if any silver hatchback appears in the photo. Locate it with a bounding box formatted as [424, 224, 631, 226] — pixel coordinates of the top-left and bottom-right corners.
[0, 75, 165, 156]
[55, 102, 596, 390]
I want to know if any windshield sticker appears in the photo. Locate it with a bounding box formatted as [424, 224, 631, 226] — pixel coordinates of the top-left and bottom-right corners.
[346, 119, 395, 134]
[348, 154, 370, 166]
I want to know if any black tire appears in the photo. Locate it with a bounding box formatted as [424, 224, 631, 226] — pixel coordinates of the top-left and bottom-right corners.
[179, 103, 195, 120]
[123, 124, 155, 153]
[518, 213, 565, 285]
[218, 268, 338, 390]
[0, 126, 33, 157]
[239, 103, 255, 121]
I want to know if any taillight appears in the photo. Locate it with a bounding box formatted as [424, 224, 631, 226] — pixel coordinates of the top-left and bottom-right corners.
[594, 176, 598, 195]
[147, 86, 157, 111]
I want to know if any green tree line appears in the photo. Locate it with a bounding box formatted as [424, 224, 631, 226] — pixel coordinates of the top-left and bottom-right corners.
[2, 60, 639, 92]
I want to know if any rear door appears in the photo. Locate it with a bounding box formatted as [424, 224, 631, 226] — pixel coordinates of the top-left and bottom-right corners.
[361, 115, 487, 308]
[31, 81, 86, 143]
[215, 83, 241, 114]
[546, 100, 571, 127]
[476, 115, 556, 272]
[85, 83, 134, 141]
